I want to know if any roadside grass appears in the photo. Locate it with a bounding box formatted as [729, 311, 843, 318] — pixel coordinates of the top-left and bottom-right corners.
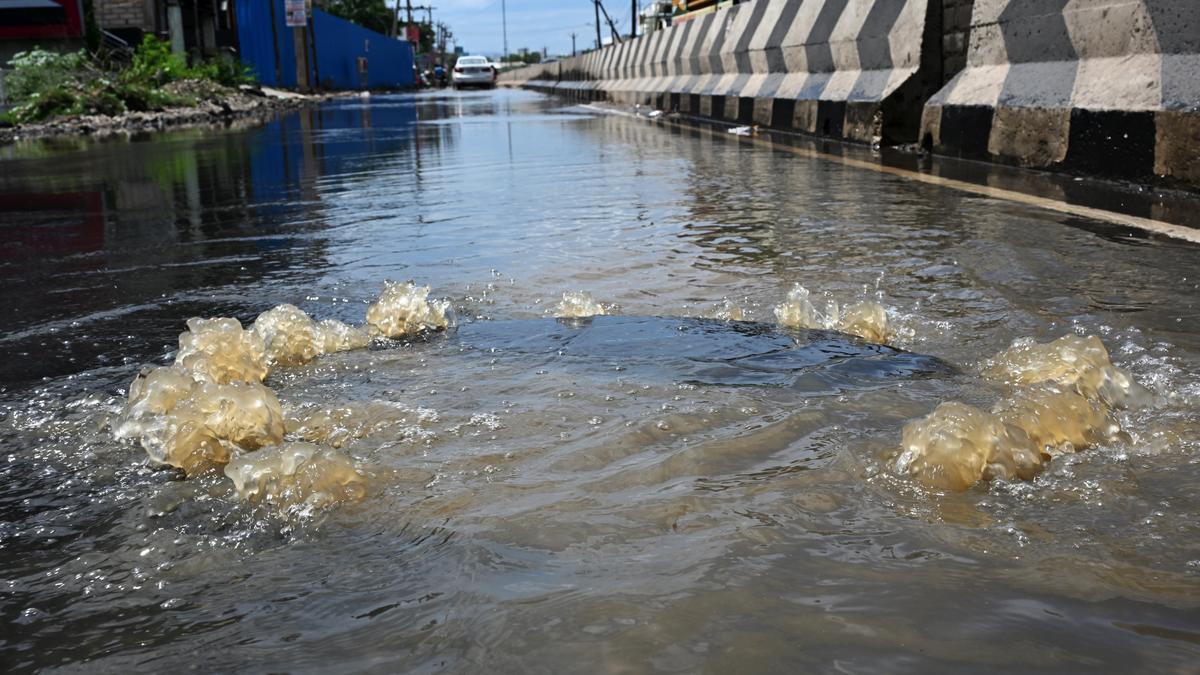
[2, 36, 256, 125]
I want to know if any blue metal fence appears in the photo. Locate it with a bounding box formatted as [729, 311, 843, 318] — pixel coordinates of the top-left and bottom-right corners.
[236, 1, 414, 90]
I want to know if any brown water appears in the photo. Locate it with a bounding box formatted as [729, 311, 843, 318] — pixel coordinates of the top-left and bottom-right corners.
[2, 90, 1200, 673]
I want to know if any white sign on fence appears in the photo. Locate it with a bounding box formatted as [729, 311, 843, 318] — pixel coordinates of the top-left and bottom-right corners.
[285, 0, 307, 27]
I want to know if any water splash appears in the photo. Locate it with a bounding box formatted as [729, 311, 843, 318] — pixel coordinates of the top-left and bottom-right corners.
[554, 291, 607, 318]
[707, 298, 746, 321]
[175, 317, 269, 384]
[838, 301, 891, 344]
[111, 282, 449, 509]
[251, 304, 369, 367]
[896, 401, 1045, 491]
[318, 317, 372, 353]
[773, 284, 892, 344]
[365, 281, 451, 338]
[895, 334, 1145, 491]
[115, 366, 285, 475]
[982, 334, 1153, 408]
[223, 442, 366, 509]
[286, 401, 437, 449]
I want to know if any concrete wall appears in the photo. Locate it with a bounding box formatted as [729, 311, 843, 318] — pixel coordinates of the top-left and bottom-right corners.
[94, 0, 153, 30]
[940, 0, 975, 81]
[921, 0, 1200, 185]
[506, 0, 1199, 189]
[503, 0, 943, 145]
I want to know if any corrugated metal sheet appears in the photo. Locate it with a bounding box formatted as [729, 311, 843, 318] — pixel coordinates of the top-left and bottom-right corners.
[311, 9, 414, 89]
[236, 0, 414, 90]
[235, 0, 297, 88]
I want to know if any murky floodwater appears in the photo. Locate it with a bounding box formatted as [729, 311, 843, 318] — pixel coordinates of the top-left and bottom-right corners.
[3, 90, 1200, 673]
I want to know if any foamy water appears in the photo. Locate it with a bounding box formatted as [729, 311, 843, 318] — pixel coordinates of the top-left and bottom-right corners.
[554, 290, 608, 318]
[894, 334, 1168, 491]
[774, 284, 895, 344]
[113, 282, 450, 505]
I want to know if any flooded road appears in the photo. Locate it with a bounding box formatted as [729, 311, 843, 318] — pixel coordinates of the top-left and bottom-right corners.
[2, 89, 1199, 673]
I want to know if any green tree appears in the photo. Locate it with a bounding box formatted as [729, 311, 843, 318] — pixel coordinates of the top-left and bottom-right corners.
[316, 0, 392, 34]
[316, 1, 438, 53]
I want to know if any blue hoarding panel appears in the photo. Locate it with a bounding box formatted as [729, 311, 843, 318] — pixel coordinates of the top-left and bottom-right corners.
[236, 1, 413, 90]
[234, 0, 296, 88]
[312, 10, 414, 89]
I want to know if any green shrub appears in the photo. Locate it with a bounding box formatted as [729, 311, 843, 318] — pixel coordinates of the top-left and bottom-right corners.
[6, 48, 89, 102]
[190, 57, 257, 87]
[125, 34, 190, 86]
[114, 80, 185, 111]
[3, 37, 254, 123]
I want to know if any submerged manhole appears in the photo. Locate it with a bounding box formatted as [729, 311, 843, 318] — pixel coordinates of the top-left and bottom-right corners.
[452, 316, 953, 387]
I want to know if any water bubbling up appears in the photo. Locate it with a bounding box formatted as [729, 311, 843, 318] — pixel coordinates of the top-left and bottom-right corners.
[895, 334, 1148, 491]
[113, 281, 452, 511]
[111, 278, 1159, 508]
[224, 442, 367, 510]
[773, 284, 893, 344]
[365, 281, 452, 338]
[554, 291, 608, 318]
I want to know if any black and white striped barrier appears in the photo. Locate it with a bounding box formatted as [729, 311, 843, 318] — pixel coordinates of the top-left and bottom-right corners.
[503, 0, 940, 145]
[503, 0, 1199, 187]
[922, 0, 1199, 185]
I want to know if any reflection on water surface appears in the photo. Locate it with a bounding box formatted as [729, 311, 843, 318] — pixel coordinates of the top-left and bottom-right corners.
[2, 90, 1199, 673]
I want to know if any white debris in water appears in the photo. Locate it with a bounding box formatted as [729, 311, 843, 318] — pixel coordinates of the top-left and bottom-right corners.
[554, 291, 607, 318]
[365, 281, 451, 338]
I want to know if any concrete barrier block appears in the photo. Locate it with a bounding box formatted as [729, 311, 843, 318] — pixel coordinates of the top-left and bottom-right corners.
[752, 98, 773, 126]
[1155, 111, 1200, 185]
[794, 100, 819, 134]
[924, 0, 1200, 186]
[501, 0, 935, 143]
[727, 96, 743, 122]
[987, 106, 1071, 168]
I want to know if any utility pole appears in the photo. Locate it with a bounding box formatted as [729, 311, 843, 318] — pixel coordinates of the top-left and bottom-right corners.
[631, 0, 637, 39]
[596, 1, 622, 45]
[594, 0, 601, 49]
[570, 32, 576, 56]
[501, 0, 508, 65]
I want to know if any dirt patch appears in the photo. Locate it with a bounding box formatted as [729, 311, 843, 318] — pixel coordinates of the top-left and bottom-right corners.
[0, 83, 349, 144]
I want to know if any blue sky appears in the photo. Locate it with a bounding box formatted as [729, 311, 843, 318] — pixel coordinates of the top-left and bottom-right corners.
[430, 0, 641, 58]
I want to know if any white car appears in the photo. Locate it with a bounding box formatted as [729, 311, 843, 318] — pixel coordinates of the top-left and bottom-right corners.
[452, 56, 496, 89]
